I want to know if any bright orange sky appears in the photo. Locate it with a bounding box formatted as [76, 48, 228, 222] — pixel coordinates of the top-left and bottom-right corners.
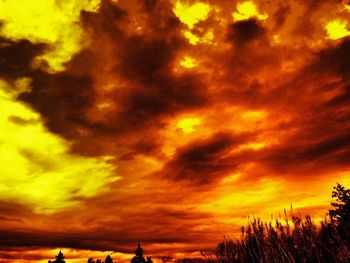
[0, 0, 350, 262]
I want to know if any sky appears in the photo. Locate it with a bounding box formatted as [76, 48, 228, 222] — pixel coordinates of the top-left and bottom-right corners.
[0, 0, 350, 262]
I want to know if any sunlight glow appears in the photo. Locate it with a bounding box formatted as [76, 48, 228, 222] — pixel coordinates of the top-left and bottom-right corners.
[232, 1, 267, 21]
[0, 79, 118, 213]
[241, 110, 266, 121]
[184, 30, 214, 45]
[176, 117, 202, 134]
[200, 177, 280, 214]
[239, 142, 268, 150]
[222, 173, 242, 183]
[325, 20, 350, 40]
[180, 56, 198, 68]
[173, 1, 211, 29]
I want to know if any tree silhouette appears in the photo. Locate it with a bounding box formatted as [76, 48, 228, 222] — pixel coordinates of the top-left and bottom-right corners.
[48, 250, 65, 263]
[87, 255, 114, 263]
[105, 255, 113, 263]
[329, 183, 350, 245]
[131, 242, 152, 263]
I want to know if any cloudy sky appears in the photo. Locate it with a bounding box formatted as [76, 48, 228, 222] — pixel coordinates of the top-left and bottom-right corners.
[0, 0, 350, 262]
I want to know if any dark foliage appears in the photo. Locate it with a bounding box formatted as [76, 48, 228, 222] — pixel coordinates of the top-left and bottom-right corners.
[48, 250, 66, 263]
[329, 183, 350, 246]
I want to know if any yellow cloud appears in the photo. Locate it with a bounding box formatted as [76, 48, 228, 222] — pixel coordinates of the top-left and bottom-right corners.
[232, 1, 267, 21]
[0, 79, 118, 213]
[241, 110, 266, 121]
[0, 0, 100, 72]
[180, 56, 198, 68]
[199, 177, 281, 215]
[345, 4, 350, 12]
[183, 29, 214, 45]
[325, 20, 350, 40]
[176, 117, 202, 134]
[172, 1, 214, 45]
[173, 1, 211, 29]
[222, 173, 241, 183]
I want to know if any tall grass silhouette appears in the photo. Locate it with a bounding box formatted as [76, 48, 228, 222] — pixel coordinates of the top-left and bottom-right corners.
[205, 183, 350, 263]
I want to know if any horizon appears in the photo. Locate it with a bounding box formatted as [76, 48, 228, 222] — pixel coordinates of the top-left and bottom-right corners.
[0, 0, 350, 262]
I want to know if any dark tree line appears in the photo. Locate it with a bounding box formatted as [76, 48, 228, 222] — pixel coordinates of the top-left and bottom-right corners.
[48, 243, 152, 263]
[87, 254, 114, 263]
[48, 251, 114, 263]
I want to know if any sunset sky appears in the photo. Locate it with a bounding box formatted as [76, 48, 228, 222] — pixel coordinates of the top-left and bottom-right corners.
[1, 0, 350, 262]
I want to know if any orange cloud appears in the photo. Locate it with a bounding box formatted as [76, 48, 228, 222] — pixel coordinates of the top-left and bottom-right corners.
[1, 0, 350, 261]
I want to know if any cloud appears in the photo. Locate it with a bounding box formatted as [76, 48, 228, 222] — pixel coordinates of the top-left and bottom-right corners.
[0, 75, 117, 213]
[228, 18, 266, 46]
[157, 132, 254, 185]
[0, 37, 46, 79]
[1, 0, 350, 260]
[0, 0, 100, 72]
[314, 39, 350, 78]
[0, 33, 118, 214]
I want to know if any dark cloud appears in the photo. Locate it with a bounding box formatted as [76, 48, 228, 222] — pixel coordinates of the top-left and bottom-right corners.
[298, 133, 350, 165]
[80, 0, 125, 39]
[0, 216, 23, 224]
[0, 250, 44, 261]
[117, 36, 181, 84]
[0, 37, 46, 79]
[256, 128, 350, 175]
[325, 85, 350, 107]
[19, 69, 96, 139]
[114, 74, 207, 135]
[0, 201, 33, 218]
[314, 39, 350, 78]
[158, 133, 254, 185]
[12, 0, 207, 146]
[227, 19, 266, 46]
[0, 207, 216, 253]
[273, 5, 291, 29]
[119, 136, 162, 160]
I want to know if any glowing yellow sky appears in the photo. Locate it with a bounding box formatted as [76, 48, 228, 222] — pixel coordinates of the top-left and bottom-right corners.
[0, 79, 117, 213]
[232, 1, 268, 21]
[173, 1, 211, 29]
[0, 0, 100, 72]
[325, 20, 350, 40]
